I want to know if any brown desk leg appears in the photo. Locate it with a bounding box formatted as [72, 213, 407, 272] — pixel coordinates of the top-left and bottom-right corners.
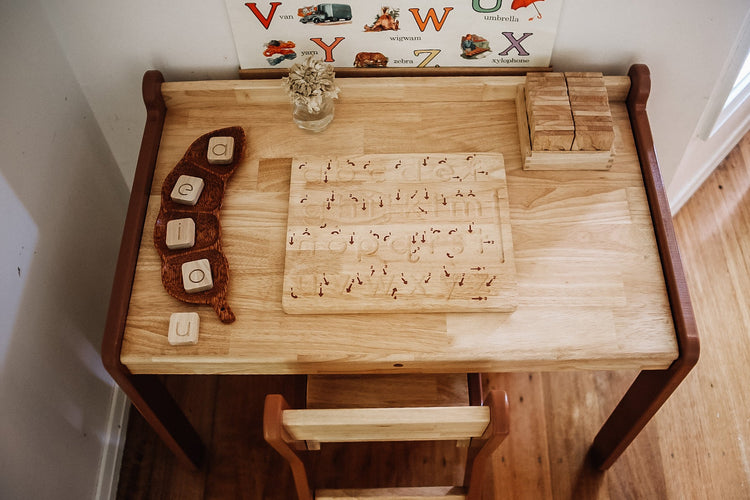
[114, 370, 205, 469]
[101, 70, 204, 469]
[590, 64, 700, 470]
[590, 361, 692, 470]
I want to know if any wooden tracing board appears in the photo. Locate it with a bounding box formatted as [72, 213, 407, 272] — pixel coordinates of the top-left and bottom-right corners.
[282, 153, 517, 314]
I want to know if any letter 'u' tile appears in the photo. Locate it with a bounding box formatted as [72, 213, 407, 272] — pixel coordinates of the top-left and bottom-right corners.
[168, 312, 200, 345]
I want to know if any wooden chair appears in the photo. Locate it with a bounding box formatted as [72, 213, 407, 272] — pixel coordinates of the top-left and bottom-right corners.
[264, 374, 509, 500]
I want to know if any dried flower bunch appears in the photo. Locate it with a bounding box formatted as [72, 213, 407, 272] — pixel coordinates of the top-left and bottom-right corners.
[281, 56, 340, 113]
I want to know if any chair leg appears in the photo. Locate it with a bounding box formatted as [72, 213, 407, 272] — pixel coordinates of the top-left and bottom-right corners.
[468, 373, 484, 406]
[465, 390, 509, 500]
[263, 394, 313, 500]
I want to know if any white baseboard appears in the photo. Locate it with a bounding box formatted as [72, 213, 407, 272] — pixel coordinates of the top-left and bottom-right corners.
[668, 92, 750, 214]
[94, 385, 130, 500]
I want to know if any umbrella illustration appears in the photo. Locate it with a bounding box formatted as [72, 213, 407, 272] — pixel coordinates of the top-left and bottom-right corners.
[511, 0, 543, 21]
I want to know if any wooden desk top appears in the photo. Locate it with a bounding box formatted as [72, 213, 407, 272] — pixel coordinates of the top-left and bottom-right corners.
[118, 74, 679, 374]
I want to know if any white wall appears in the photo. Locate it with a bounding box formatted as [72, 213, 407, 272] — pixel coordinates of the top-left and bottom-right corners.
[41, 0, 240, 190]
[41, 0, 750, 199]
[0, 1, 129, 498]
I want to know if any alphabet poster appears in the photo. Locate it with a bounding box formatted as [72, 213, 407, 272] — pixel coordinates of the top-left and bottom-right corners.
[225, 1, 563, 69]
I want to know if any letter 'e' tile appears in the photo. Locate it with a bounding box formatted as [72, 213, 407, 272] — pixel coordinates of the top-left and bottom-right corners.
[181, 258, 213, 293]
[170, 175, 204, 206]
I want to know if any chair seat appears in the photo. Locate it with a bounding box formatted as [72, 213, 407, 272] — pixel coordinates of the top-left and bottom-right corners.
[307, 374, 470, 409]
[315, 486, 467, 499]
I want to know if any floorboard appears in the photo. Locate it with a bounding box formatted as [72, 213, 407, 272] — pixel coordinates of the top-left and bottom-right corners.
[116, 132, 750, 499]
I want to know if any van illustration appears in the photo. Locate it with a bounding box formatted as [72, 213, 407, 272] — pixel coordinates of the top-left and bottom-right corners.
[298, 4, 352, 24]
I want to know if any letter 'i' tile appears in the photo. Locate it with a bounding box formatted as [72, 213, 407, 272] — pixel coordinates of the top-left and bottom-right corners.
[207, 136, 234, 164]
[181, 258, 213, 293]
[170, 175, 204, 206]
[168, 312, 200, 345]
[165, 217, 196, 250]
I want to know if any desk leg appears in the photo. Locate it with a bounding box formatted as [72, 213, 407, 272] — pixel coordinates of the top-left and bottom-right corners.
[596, 65, 700, 471]
[590, 361, 692, 470]
[115, 370, 205, 469]
[101, 70, 204, 469]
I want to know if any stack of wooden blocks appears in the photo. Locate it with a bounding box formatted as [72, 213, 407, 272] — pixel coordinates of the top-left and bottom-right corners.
[525, 72, 575, 151]
[519, 71, 615, 170]
[565, 72, 614, 151]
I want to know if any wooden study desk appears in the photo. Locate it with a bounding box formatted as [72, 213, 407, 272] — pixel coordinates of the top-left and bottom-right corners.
[102, 65, 698, 472]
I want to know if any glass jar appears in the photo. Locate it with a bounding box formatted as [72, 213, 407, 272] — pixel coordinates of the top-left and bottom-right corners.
[292, 96, 334, 132]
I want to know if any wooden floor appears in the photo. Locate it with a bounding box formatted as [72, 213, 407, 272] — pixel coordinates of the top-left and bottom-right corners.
[117, 132, 750, 499]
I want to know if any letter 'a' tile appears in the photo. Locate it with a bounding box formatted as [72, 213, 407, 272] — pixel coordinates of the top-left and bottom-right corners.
[181, 258, 213, 293]
[170, 175, 204, 206]
[207, 136, 234, 164]
[168, 312, 200, 345]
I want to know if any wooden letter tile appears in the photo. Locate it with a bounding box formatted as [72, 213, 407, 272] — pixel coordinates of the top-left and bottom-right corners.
[170, 175, 205, 206]
[165, 217, 196, 250]
[207, 136, 234, 165]
[181, 258, 213, 293]
[168, 312, 200, 345]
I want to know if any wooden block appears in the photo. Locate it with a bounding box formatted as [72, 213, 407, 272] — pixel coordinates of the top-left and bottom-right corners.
[165, 217, 196, 250]
[569, 97, 609, 109]
[565, 78, 605, 88]
[526, 87, 568, 97]
[572, 129, 615, 151]
[207, 136, 234, 165]
[527, 104, 572, 115]
[564, 71, 603, 78]
[167, 312, 200, 345]
[170, 175, 204, 206]
[530, 116, 576, 132]
[527, 71, 566, 84]
[565, 72, 614, 152]
[532, 131, 574, 151]
[571, 103, 611, 113]
[181, 258, 213, 293]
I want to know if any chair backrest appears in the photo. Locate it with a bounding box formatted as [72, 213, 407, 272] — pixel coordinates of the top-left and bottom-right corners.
[263, 388, 509, 500]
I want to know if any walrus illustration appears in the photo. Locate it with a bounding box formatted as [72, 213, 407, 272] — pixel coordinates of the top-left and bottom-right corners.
[354, 52, 388, 68]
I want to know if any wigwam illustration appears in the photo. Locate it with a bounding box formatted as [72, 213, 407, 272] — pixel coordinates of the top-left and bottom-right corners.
[364, 6, 400, 31]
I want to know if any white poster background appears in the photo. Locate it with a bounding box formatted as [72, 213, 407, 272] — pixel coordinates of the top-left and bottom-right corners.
[225, 0, 562, 69]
